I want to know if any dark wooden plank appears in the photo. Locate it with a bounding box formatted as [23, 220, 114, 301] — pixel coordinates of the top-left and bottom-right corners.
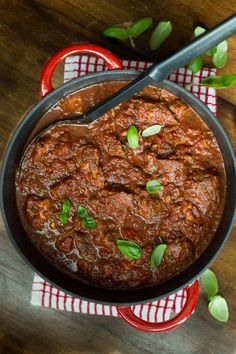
[0, 1, 236, 353]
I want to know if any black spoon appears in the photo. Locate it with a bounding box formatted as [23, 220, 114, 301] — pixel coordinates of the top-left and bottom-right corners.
[42, 14, 236, 131]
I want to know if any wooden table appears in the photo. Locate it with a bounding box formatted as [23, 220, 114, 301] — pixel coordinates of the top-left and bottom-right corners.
[0, 1, 236, 353]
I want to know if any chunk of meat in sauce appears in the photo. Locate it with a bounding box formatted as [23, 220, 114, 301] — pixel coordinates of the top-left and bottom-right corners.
[50, 177, 79, 199]
[185, 177, 220, 218]
[158, 199, 209, 253]
[55, 236, 74, 253]
[26, 196, 54, 230]
[96, 133, 127, 158]
[89, 191, 133, 225]
[164, 241, 195, 268]
[133, 191, 161, 220]
[114, 98, 178, 132]
[32, 138, 52, 161]
[103, 157, 145, 189]
[76, 145, 104, 189]
[168, 100, 196, 124]
[156, 160, 186, 186]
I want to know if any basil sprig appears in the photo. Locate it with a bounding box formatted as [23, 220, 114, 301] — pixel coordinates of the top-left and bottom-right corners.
[59, 199, 71, 225]
[127, 125, 139, 149]
[150, 244, 167, 267]
[117, 240, 142, 259]
[146, 180, 162, 194]
[77, 205, 97, 229]
[142, 124, 162, 137]
[150, 21, 172, 50]
[200, 269, 229, 322]
[200, 74, 236, 89]
[103, 18, 173, 50]
[102, 17, 153, 47]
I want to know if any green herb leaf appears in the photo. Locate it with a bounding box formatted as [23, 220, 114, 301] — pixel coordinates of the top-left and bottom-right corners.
[213, 40, 228, 69]
[150, 21, 172, 50]
[146, 180, 162, 194]
[194, 26, 217, 56]
[194, 26, 206, 37]
[59, 212, 69, 225]
[201, 74, 236, 89]
[117, 240, 142, 259]
[200, 269, 218, 300]
[77, 205, 88, 218]
[129, 17, 153, 37]
[82, 216, 97, 229]
[208, 295, 229, 322]
[127, 125, 139, 148]
[61, 199, 71, 213]
[102, 27, 129, 40]
[150, 244, 167, 267]
[206, 47, 217, 57]
[187, 56, 203, 74]
[142, 124, 163, 137]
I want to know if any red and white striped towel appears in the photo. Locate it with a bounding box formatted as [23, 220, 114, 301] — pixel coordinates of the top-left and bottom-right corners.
[31, 55, 217, 323]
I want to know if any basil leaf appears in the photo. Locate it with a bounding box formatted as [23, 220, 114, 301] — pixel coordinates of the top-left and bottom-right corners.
[213, 40, 228, 69]
[117, 240, 142, 259]
[127, 125, 139, 148]
[61, 199, 71, 213]
[142, 124, 162, 137]
[200, 269, 218, 300]
[59, 212, 69, 225]
[77, 205, 88, 218]
[194, 26, 216, 56]
[194, 26, 206, 37]
[82, 216, 97, 229]
[150, 21, 172, 50]
[208, 295, 229, 322]
[129, 17, 153, 37]
[187, 56, 203, 74]
[150, 244, 167, 267]
[206, 47, 217, 57]
[201, 74, 236, 89]
[102, 27, 129, 40]
[146, 180, 162, 194]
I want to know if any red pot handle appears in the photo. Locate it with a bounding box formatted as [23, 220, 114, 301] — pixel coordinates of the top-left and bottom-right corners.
[40, 43, 123, 98]
[117, 280, 199, 333]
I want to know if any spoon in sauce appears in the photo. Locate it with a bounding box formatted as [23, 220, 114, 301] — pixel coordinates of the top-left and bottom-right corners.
[38, 15, 236, 133]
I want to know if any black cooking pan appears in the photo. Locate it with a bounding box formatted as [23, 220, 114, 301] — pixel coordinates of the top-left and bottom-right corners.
[1, 16, 236, 332]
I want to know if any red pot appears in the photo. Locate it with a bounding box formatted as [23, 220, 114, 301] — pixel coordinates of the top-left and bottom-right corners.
[3, 43, 236, 332]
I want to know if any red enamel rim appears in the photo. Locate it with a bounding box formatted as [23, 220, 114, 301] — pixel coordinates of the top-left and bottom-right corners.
[40, 43, 123, 98]
[117, 280, 200, 332]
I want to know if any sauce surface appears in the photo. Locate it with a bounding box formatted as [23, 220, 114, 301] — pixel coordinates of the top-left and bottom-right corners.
[15, 82, 225, 289]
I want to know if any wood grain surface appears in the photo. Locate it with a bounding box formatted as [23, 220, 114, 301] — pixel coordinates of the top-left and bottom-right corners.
[0, 1, 235, 353]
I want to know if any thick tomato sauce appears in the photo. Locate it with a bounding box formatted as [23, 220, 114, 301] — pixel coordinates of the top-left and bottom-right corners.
[15, 82, 225, 289]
